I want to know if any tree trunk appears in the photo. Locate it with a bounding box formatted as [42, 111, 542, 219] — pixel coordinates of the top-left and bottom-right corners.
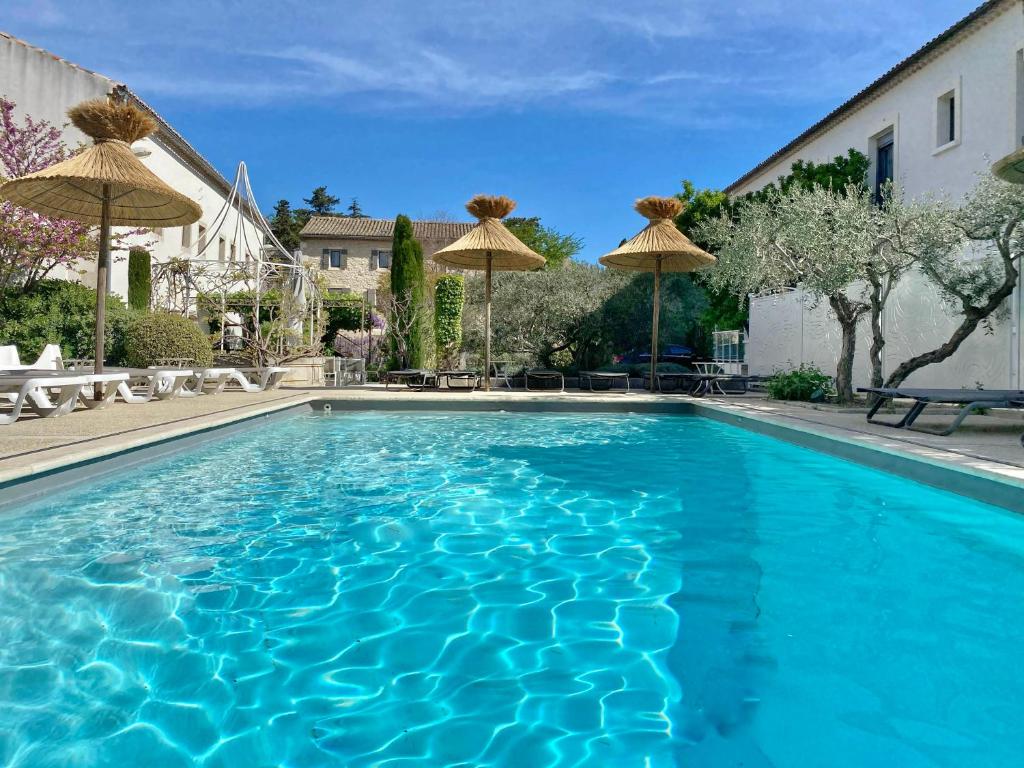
[883, 263, 1019, 389]
[828, 293, 864, 404]
[867, 275, 885, 391]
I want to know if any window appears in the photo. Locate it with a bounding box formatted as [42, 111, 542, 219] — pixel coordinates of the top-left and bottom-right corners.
[874, 130, 894, 202]
[937, 90, 956, 146]
[181, 225, 192, 248]
[197, 224, 207, 254]
[218, 237, 226, 263]
[373, 250, 392, 269]
[230, 243, 237, 263]
[321, 249, 347, 269]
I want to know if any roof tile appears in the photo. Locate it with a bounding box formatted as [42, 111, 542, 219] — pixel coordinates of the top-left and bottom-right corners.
[299, 216, 474, 241]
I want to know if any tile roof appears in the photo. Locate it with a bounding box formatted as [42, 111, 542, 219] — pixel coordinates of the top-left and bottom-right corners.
[300, 216, 475, 241]
[725, 0, 1010, 193]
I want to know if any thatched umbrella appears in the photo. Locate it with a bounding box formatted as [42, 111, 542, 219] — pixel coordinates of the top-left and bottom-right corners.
[993, 148, 1024, 184]
[433, 195, 544, 390]
[599, 196, 715, 390]
[0, 99, 201, 382]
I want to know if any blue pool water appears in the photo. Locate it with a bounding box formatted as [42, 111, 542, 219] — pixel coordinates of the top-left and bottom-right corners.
[0, 411, 1022, 767]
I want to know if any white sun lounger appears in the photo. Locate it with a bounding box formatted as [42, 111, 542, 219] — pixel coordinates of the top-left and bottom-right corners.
[226, 366, 292, 392]
[67, 365, 196, 403]
[2, 369, 132, 411]
[0, 370, 129, 423]
[0, 373, 86, 424]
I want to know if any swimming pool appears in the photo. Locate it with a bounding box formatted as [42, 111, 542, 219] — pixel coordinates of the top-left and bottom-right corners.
[0, 411, 1021, 767]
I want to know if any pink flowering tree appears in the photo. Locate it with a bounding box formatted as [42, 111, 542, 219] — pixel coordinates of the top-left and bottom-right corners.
[0, 96, 97, 294]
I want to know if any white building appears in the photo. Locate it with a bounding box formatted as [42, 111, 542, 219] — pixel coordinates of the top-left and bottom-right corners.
[727, 0, 1024, 390]
[0, 31, 263, 306]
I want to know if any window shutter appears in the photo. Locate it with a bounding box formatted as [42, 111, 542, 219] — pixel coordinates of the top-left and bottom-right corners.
[340, 249, 348, 269]
[322, 249, 330, 269]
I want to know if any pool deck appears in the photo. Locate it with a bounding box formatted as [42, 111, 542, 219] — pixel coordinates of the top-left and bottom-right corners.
[1, 386, 1022, 508]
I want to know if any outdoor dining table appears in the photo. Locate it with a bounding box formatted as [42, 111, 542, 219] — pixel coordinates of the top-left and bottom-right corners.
[642, 371, 723, 396]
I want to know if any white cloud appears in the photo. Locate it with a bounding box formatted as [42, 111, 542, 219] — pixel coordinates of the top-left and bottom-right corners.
[2, 0, 984, 123]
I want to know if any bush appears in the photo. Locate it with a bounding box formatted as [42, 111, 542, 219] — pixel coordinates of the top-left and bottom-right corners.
[0, 279, 135, 363]
[123, 312, 214, 367]
[127, 248, 151, 311]
[765, 364, 833, 402]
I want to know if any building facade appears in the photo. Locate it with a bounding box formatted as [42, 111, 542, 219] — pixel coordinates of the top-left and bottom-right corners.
[727, 0, 1024, 389]
[299, 217, 472, 299]
[0, 31, 263, 306]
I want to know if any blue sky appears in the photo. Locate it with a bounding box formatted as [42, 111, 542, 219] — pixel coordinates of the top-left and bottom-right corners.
[6, 0, 981, 261]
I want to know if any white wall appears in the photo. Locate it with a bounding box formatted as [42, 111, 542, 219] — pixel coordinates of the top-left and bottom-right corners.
[731, 2, 1024, 389]
[1, 32, 262, 308]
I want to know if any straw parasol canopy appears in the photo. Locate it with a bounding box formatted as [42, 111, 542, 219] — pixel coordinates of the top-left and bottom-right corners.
[0, 99, 202, 382]
[599, 196, 716, 390]
[433, 195, 544, 390]
[992, 147, 1024, 184]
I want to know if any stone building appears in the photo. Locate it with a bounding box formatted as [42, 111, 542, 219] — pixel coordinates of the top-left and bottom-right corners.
[298, 217, 473, 300]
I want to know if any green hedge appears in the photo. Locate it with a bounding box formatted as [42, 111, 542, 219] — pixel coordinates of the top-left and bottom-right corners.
[127, 248, 151, 311]
[434, 274, 464, 363]
[123, 312, 214, 367]
[0, 280, 135, 363]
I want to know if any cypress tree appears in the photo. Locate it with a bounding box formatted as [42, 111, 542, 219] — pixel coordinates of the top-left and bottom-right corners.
[389, 215, 427, 368]
[127, 248, 151, 311]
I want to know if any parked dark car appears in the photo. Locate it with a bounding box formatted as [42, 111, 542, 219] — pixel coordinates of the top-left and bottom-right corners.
[614, 344, 696, 365]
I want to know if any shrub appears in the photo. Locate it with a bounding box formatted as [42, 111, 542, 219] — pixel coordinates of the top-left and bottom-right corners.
[765, 364, 833, 402]
[0, 279, 135, 363]
[127, 248, 151, 311]
[123, 312, 214, 367]
[434, 274, 464, 367]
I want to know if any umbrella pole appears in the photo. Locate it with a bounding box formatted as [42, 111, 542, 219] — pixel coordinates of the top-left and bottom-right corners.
[649, 256, 661, 392]
[484, 252, 492, 392]
[94, 183, 112, 398]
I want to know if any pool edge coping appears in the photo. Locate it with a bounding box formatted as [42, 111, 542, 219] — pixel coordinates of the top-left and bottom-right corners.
[693, 400, 1024, 513]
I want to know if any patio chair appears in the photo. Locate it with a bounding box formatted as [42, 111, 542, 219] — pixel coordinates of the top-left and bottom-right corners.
[858, 387, 1024, 436]
[525, 369, 565, 392]
[579, 371, 631, 393]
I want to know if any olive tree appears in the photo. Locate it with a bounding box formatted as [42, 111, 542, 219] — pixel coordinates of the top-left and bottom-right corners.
[463, 261, 628, 369]
[700, 183, 917, 402]
[885, 174, 1024, 388]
